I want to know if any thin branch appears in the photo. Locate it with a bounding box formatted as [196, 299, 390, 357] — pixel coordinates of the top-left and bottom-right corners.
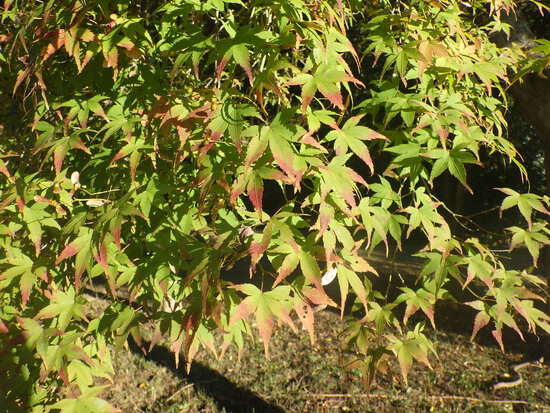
[308, 392, 550, 409]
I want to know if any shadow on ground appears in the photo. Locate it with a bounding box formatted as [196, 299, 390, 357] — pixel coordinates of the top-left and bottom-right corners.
[126, 336, 285, 413]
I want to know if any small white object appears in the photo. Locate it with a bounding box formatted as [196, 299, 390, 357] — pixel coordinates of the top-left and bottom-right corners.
[86, 199, 108, 207]
[71, 171, 80, 186]
[321, 267, 338, 286]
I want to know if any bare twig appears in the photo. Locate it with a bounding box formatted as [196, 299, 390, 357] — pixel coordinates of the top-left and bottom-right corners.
[165, 384, 194, 402]
[308, 392, 550, 410]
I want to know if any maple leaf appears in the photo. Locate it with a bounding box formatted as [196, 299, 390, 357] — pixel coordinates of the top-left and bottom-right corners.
[36, 288, 87, 331]
[293, 296, 315, 343]
[246, 173, 264, 215]
[229, 284, 296, 356]
[273, 250, 300, 287]
[395, 287, 436, 328]
[249, 221, 272, 274]
[320, 157, 368, 208]
[48, 135, 91, 174]
[497, 188, 550, 229]
[56, 230, 93, 290]
[327, 115, 387, 174]
[266, 112, 306, 189]
[336, 264, 369, 316]
[387, 326, 435, 385]
[288, 64, 356, 112]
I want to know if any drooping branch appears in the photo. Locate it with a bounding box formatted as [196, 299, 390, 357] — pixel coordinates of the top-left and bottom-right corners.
[494, 5, 550, 331]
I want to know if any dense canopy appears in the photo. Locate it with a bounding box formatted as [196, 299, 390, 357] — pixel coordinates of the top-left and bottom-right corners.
[1, 1, 549, 411]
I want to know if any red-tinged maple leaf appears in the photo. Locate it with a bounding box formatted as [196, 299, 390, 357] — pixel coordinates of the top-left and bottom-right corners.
[327, 116, 387, 174]
[170, 338, 184, 369]
[20, 270, 36, 308]
[129, 151, 140, 182]
[246, 174, 263, 214]
[0, 319, 8, 334]
[13, 67, 31, 95]
[16, 197, 25, 213]
[52, 136, 91, 174]
[72, 138, 91, 154]
[35, 69, 47, 90]
[106, 47, 118, 69]
[216, 43, 255, 84]
[245, 133, 269, 167]
[110, 218, 122, 250]
[492, 328, 505, 352]
[255, 304, 275, 349]
[249, 222, 272, 274]
[300, 132, 327, 152]
[258, 113, 306, 188]
[74, 250, 92, 291]
[318, 202, 334, 236]
[301, 286, 336, 308]
[396, 288, 436, 328]
[79, 48, 95, 73]
[54, 145, 68, 174]
[110, 150, 126, 165]
[257, 166, 291, 183]
[229, 284, 295, 356]
[216, 54, 231, 81]
[0, 159, 12, 181]
[336, 265, 368, 314]
[319, 162, 362, 208]
[273, 252, 300, 287]
[230, 173, 248, 205]
[348, 254, 378, 275]
[294, 297, 315, 343]
[55, 242, 80, 265]
[180, 310, 202, 370]
[403, 303, 418, 326]
[117, 38, 135, 51]
[470, 310, 490, 341]
[229, 290, 258, 326]
[300, 254, 338, 309]
[232, 43, 254, 84]
[94, 238, 108, 270]
[288, 63, 360, 112]
[55, 232, 92, 266]
[269, 134, 297, 181]
[124, 47, 143, 60]
[36, 267, 48, 282]
[41, 29, 65, 63]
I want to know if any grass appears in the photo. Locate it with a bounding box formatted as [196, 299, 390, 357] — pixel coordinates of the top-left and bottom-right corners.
[88, 303, 550, 413]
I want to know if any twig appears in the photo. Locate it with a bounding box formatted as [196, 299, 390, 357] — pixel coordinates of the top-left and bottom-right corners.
[309, 393, 550, 410]
[165, 384, 194, 402]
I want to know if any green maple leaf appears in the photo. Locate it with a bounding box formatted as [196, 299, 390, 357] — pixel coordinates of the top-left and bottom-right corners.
[289, 63, 350, 112]
[497, 189, 550, 228]
[512, 299, 550, 335]
[36, 287, 87, 331]
[326, 115, 387, 174]
[395, 287, 436, 328]
[387, 325, 435, 385]
[321, 156, 368, 209]
[336, 264, 370, 316]
[507, 223, 550, 266]
[51, 385, 118, 413]
[229, 284, 296, 356]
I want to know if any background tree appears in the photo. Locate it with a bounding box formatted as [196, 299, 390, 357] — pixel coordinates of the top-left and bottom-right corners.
[0, 1, 549, 412]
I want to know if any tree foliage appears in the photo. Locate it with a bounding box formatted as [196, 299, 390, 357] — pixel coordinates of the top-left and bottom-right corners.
[0, 0, 549, 411]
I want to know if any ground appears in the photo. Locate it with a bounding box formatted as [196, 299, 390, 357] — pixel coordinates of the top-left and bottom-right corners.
[86, 299, 550, 413]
